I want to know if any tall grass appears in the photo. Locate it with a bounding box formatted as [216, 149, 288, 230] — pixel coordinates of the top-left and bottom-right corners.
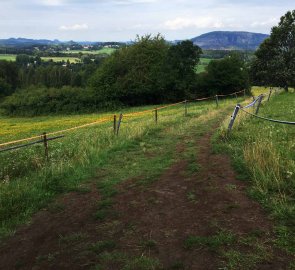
[0, 97, 241, 238]
[215, 88, 295, 253]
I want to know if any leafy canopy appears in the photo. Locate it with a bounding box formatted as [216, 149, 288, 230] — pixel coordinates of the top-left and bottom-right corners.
[251, 10, 295, 89]
[90, 34, 202, 105]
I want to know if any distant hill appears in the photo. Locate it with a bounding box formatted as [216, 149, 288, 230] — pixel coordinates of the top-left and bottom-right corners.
[191, 31, 269, 50]
[0, 38, 61, 47]
[0, 38, 125, 48]
[0, 31, 269, 50]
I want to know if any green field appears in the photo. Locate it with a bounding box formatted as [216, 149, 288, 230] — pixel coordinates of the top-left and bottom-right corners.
[214, 88, 295, 253]
[0, 54, 16, 61]
[195, 57, 212, 73]
[0, 96, 243, 237]
[61, 48, 116, 55]
[1, 88, 294, 268]
[0, 54, 81, 63]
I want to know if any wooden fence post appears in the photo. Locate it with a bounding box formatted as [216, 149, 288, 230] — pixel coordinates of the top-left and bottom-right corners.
[184, 100, 188, 116]
[235, 93, 238, 101]
[43, 132, 49, 160]
[228, 104, 240, 133]
[155, 108, 158, 123]
[255, 95, 264, 115]
[116, 114, 123, 136]
[267, 89, 272, 101]
[113, 115, 117, 134]
[244, 89, 246, 98]
[215, 95, 219, 107]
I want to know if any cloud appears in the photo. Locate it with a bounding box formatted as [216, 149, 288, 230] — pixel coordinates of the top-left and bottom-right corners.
[40, 0, 64, 6]
[39, 0, 158, 6]
[164, 17, 224, 30]
[59, 23, 89, 31]
[250, 18, 279, 27]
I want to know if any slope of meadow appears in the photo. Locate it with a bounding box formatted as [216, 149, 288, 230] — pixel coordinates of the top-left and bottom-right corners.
[0, 89, 294, 269]
[215, 88, 295, 254]
[0, 97, 240, 238]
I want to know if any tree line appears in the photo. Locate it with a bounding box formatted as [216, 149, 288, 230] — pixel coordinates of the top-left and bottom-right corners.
[0, 35, 249, 115]
[1, 9, 293, 116]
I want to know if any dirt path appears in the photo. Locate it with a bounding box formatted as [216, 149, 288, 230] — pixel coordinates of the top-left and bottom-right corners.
[0, 120, 292, 269]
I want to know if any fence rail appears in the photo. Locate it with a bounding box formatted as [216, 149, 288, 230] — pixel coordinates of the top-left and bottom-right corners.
[228, 87, 293, 133]
[0, 135, 65, 153]
[239, 107, 295, 125]
[1, 89, 247, 156]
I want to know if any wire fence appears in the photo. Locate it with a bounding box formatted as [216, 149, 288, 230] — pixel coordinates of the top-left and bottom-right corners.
[0, 89, 248, 157]
[228, 87, 294, 133]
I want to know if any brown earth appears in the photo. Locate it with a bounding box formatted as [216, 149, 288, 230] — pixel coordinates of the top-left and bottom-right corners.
[0, 121, 292, 270]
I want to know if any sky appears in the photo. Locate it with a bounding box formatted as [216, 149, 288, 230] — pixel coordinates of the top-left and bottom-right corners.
[0, 0, 294, 41]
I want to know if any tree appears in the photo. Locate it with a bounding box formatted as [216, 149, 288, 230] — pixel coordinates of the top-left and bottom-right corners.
[251, 10, 295, 90]
[165, 40, 202, 99]
[197, 54, 250, 95]
[90, 35, 202, 106]
[0, 61, 18, 96]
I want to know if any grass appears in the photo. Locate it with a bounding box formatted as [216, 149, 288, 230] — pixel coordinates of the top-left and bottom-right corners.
[95, 252, 161, 270]
[184, 229, 277, 270]
[61, 48, 116, 55]
[0, 54, 16, 61]
[59, 232, 88, 245]
[0, 54, 80, 63]
[89, 240, 117, 253]
[0, 96, 244, 239]
[195, 58, 212, 73]
[184, 230, 236, 251]
[213, 86, 295, 254]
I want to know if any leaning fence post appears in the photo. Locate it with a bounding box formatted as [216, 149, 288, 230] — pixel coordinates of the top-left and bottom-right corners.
[228, 104, 240, 133]
[267, 89, 272, 101]
[116, 113, 123, 136]
[235, 93, 238, 101]
[43, 132, 49, 160]
[215, 95, 219, 107]
[184, 100, 188, 116]
[113, 115, 117, 134]
[155, 108, 158, 123]
[255, 95, 264, 115]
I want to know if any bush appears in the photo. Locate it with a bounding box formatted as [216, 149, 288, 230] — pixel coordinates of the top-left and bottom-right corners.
[0, 86, 121, 116]
[197, 54, 250, 96]
[90, 35, 202, 106]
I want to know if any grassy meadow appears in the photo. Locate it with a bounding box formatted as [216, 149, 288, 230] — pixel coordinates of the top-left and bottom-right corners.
[0, 54, 80, 63]
[61, 48, 116, 55]
[0, 96, 243, 238]
[0, 54, 17, 61]
[214, 87, 295, 253]
[195, 57, 211, 73]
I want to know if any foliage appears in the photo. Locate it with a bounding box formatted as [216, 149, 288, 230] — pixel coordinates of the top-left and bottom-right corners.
[0, 98, 234, 238]
[196, 54, 250, 96]
[215, 89, 295, 253]
[0, 86, 108, 116]
[251, 10, 295, 90]
[90, 35, 202, 106]
[0, 60, 19, 98]
[0, 35, 252, 116]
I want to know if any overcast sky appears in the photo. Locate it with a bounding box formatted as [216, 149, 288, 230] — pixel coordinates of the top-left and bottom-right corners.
[0, 0, 294, 41]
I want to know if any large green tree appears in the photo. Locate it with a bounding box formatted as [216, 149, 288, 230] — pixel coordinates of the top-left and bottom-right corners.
[0, 61, 18, 98]
[251, 10, 295, 90]
[90, 35, 202, 106]
[197, 54, 249, 96]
